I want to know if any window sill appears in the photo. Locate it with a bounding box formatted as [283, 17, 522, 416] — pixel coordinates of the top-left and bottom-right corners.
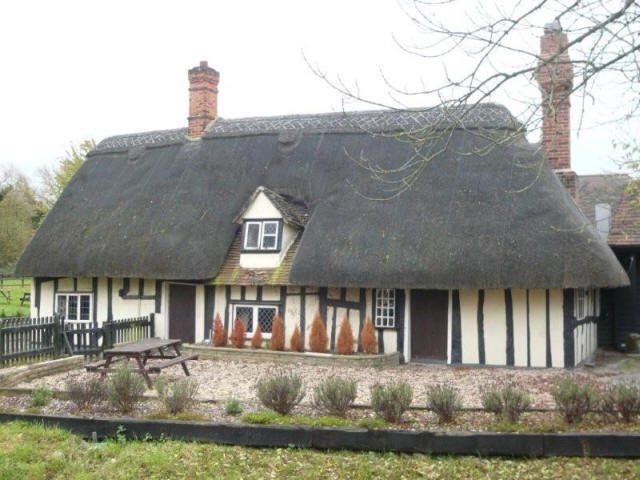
[374, 325, 397, 330]
[241, 249, 282, 254]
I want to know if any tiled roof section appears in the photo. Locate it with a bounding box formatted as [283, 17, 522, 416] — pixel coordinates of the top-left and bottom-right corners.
[577, 174, 630, 225]
[261, 188, 309, 227]
[609, 189, 640, 246]
[93, 103, 520, 152]
[212, 231, 300, 286]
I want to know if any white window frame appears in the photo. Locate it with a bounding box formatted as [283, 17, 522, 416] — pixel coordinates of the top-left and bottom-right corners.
[243, 220, 280, 251]
[574, 288, 599, 320]
[55, 293, 93, 323]
[374, 288, 396, 328]
[232, 304, 279, 338]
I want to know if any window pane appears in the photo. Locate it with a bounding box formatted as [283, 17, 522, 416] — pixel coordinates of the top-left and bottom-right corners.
[258, 307, 276, 333]
[245, 223, 260, 249]
[262, 235, 276, 249]
[57, 296, 66, 317]
[80, 295, 91, 320]
[68, 296, 78, 320]
[235, 307, 253, 333]
[263, 222, 277, 234]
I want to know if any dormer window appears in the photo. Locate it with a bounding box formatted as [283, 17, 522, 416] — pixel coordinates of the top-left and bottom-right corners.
[243, 220, 282, 252]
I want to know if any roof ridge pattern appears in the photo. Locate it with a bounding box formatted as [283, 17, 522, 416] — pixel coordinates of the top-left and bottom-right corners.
[95, 103, 520, 152]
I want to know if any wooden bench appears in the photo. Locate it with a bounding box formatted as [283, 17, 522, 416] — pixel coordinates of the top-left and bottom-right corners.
[20, 292, 30, 306]
[147, 354, 198, 373]
[85, 355, 127, 372]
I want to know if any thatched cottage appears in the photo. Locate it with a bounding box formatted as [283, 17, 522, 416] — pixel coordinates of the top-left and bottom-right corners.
[16, 24, 629, 367]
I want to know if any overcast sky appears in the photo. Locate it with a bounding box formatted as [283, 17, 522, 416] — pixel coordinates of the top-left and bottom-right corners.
[0, 0, 632, 182]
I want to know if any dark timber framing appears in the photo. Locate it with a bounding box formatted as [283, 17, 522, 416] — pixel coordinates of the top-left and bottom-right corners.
[92, 277, 98, 326]
[155, 280, 162, 313]
[319, 288, 327, 325]
[526, 289, 531, 367]
[34, 278, 42, 316]
[505, 288, 514, 366]
[451, 290, 462, 363]
[107, 278, 113, 321]
[119, 277, 155, 300]
[395, 289, 405, 357]
[358, 288, 366, 353]
[545, 289, 552, 368]
[563, 289, 575, 368]
[224, 286, 231, 330]
[52, 279, 58, 315]
[204, 285, 215, 341]
[300, 287, 306, 349]
[477, 289, 485, 364]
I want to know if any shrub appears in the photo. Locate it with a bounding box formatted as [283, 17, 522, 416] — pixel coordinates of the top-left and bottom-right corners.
[370, 382, 413, 423]
[212, 313, 227, 347]
[290, 325, 303, 352]
[240, 411, 350, 427]
[66, 376, 105, 410]
[309, 312, 328, 353]
[336, 315, 355, 355]
[601, 382, 640, 422]
[426, 384, 462, 424]
[225, 397, 243, 416]
[106, 367, 146, 413]
[30, 386, 51, 407]
[156, 378, 199, 414]
[357, 417, 386, 430]
[552, 378, 598, 424]
[241, 411, 282, 424]
[312, 377, 357, 417]
[360, 316, 377, 354]
[251, 325, 263, 349]
[255, 370, 305, 415]
[481, 383, 531, 423]
[270, 314, 285, 351]
[231, 317, 246, 348]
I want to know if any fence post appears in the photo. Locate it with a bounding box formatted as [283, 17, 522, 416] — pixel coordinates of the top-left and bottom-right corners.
[52, 316, 60, 357]
[103, 321, 113, 350]
[149, 313, 155, 338]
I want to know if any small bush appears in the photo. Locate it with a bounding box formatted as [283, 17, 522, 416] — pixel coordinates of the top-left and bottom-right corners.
[336, 315, 355, 355]
[240, 412, 351, 427]
[357, 417, 386, 430]
[601, 382, 640, 423]
[290, 325, 303, 352]
[360, 316, 377, 354]
[251, 324, 263, 349]
[66, 376, 105, 410]
[30, 387, 51, 408]
[312, 377, 357, 417]
[231, 317, 246, 348]
[309, 312, 328, 353]
[270, 315, 285, 351]
[241, 411, 282, 424]
[106, 367, 146, 413]
[481, 383, 531, 423]
[212, 313, 227, 347]
[552, 378, 598, 424]
[225, 397, 243, 416]
[426, 384, 461, 424]
[370, 382, 413, 423]
[156, 378, 199, 414]
[255, 370, 305, 415]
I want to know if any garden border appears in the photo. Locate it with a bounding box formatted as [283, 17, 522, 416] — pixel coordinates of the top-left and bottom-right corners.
[0, 412, 638, 458]
[184, 344, 400, 367]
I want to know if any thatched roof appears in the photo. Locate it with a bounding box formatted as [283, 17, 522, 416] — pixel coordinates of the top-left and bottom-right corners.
[16, 104, 628, 288]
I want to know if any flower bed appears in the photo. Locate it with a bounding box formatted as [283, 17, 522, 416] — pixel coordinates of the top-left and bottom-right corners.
[184, 344, 401, 367]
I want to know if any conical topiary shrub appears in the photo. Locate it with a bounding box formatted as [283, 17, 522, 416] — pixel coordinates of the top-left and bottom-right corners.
[336, 315, 355, 355]
[290, 324, 303, 352]
[251, 324, 263, 349]
[309, 312, 328, 353]
[231, 317, 246, 349]
[361, 316, 377, 354]
[271, 314, 285, 351]
[212, 313, 227, 347]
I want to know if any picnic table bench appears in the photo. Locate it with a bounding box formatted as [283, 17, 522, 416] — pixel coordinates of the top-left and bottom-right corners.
[86, 338, 198, 387]
[0, 290, 9, 302]
[20, 292, 30, 305]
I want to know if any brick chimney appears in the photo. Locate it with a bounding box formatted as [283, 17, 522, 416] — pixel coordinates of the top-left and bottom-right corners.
[188, 61, 219, 139]
[537, 21, 577, 198]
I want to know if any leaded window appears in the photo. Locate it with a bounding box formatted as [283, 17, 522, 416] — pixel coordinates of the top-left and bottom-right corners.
[242, 220, 281, 251]
[233, 304, 278, 337]
[375, 289, 396, 328]
[55, 293, 92, 323]
[574, 288, 599, 320]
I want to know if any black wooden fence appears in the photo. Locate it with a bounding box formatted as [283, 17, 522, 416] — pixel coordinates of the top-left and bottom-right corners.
[0, 314, 155, 366]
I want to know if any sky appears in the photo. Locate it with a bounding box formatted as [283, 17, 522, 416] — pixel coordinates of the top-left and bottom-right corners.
[0, 0, 633, 183]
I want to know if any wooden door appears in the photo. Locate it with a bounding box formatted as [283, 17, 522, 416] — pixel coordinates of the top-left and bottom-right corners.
[411, 289, 448, 361]
[169, 284, 196, 343]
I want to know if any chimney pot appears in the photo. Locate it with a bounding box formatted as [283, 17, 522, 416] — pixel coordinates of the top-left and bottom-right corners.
[187, 60, 219, 138]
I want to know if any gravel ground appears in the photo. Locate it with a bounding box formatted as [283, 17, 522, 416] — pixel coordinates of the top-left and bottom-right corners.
[16, 357, 617, 409]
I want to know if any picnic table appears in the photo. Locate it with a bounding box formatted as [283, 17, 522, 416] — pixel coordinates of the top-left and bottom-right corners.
[0, 290, 9, 302]
[86, 338, 198, 387]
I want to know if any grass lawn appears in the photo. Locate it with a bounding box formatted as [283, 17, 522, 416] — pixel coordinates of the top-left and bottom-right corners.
[0, 422, 638, 479]
[0, 278, 30, 318]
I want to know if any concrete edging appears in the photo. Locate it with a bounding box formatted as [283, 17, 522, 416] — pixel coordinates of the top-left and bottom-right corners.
[184, 344, 400, 367]
[0, 412, 638, 457]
